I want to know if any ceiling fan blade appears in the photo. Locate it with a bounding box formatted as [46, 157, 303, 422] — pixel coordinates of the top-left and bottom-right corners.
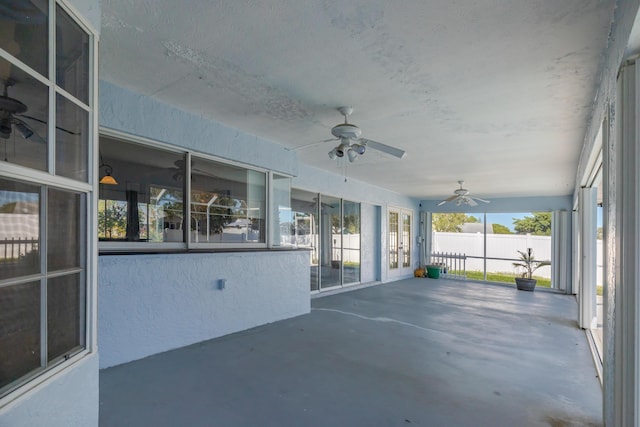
[361, 139, 406, 159]
[471, 197, 490, 204]
[285, 138, 337, 152]
[18, 114, 79, 136]
[437, 195, 459, 206]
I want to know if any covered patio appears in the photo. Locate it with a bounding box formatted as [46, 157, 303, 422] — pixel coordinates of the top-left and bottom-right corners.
[100, 279, 601, 427]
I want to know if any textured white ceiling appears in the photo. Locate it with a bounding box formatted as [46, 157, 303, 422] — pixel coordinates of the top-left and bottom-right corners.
[99, 0, 617, 200]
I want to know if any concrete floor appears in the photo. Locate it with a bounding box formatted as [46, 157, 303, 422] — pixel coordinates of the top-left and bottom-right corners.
[99, 278, 602, 427]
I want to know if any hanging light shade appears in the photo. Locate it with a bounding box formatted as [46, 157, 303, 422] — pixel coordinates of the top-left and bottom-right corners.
[99, 174, 118, 185]
[351, 143, 366, 155]
[335, 141, 349, 157]
[347, 148, 358, 162]
[99, 153, 118, 185]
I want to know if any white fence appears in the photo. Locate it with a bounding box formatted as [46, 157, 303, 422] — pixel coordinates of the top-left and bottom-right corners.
[432, 232, 604, 285]
[432, 232, 552, 278]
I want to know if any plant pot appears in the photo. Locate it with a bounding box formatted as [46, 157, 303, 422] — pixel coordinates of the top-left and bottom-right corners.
[515, 277, 537, 291]
[426, 265, 441, 279]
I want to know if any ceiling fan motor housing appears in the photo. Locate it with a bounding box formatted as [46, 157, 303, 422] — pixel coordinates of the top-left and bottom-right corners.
[331, 123, 362, 139]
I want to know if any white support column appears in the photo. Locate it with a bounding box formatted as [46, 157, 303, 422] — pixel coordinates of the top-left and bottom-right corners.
[422, 211, 432, 267]
[552, 210, 570, 292]
[572, 209, 581, 296]
[605, 59, 640, 427]
[579, 188, 597, 329]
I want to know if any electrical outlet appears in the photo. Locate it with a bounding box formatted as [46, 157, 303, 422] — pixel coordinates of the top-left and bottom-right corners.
[218, 279, 226, 290]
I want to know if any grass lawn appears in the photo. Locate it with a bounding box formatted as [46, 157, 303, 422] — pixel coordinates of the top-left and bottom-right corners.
[459, 270, 552, 288]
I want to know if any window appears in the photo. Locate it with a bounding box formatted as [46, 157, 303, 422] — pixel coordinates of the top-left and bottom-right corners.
[99, 137, 185, 244]
[99, 135, 270, 249]
[290, 189, 361, 291]
[0, 2, 94, 399]
[431, 212, 553, 286]
[343, 200, 361, 284]
[0, 179, 86, 397]
[271, 174, 292, 247]
[190, 157, 265, 245]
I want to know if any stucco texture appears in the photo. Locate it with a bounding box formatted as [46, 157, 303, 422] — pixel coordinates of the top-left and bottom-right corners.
[98, 251, 310, 368]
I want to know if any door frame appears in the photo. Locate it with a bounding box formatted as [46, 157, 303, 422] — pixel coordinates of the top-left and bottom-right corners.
[388, 206, 414, 278]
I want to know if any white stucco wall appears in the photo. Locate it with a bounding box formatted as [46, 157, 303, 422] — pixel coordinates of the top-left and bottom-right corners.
[98, 251, 310, 368]
[0, 354, 99, 427]
[66, 0, 101, 32]
[99, 81, 297, 177]
[360, 203, 379, 283]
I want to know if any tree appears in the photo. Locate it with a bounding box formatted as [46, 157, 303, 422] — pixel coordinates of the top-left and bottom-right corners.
[432, 213, 479, 232]
[98, 200, 127, 239]
[491, 223, 512, 234]
[513, 212, 551, 236]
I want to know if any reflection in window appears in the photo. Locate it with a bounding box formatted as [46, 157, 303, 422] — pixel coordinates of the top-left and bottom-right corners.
[56, 93, 88, 181]
[56, 5, 89, 104]
[0, 281, 41, 390]
[48, 188, 83, 271]
[98, 137, 185, 243]
[291, 189, 320, 291]
[320, 196, 341, 289]
[47, 273, 84, 362]
[0, 0, 49, 77]
[0, 56, 49, 171]
[0, 178, 40, 280]
[272, 174, 292, 247]
[190, 157, 265, 244]
[343, 200, 361, 284]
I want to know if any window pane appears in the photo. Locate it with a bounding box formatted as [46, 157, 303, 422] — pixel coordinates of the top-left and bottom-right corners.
[389, 211, 398, 269]
[485, 212, 552, 286]
[291, 189, 319, 291]
[343, 200, 360, 284]
[48, 188, 83, 271]
[271, 174, 291, 247]
[99, 137, 185, 243]
[47, 273, 84, 362]
[0, 281, 41, 393]
[402, 212, 411, 268]
[0, 0, 48, 77]
[190, 157, 265, 243]
[0, 178, 40, 280]
[0, 56, 49, 171]
[320, 196, 341, 289]
[56, 93, 88, 181]
[56, 5, 89, 104]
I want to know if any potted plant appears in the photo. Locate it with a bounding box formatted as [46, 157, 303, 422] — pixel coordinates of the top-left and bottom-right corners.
[512, 248, 550, 291]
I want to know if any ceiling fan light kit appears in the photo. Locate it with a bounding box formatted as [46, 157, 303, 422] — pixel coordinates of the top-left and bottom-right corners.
[292, 106, 405, 163]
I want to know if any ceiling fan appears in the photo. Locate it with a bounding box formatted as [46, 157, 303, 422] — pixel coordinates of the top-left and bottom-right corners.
[0, 80, 46, 143]
[290, 107, 406, 162]
[438, 181, 490, 207]
[0, 79, 78, 143]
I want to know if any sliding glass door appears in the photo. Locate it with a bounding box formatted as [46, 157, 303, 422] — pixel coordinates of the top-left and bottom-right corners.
[291, 190, 362, 291]
[320, 196, 342, 289]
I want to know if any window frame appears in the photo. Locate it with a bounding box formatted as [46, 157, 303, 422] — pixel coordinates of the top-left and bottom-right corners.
[0, 0, 98, 404]
[98, 128, 281, 252]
